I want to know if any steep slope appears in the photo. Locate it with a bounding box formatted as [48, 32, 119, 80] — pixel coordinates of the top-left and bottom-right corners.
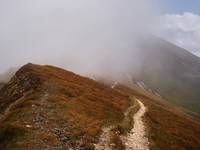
[0, 63, 131, 150]
[116, 84, 200, 150]
[1, 63, 200, 150]
[142, 96, 200, 150]
[133, 37, 200, 114]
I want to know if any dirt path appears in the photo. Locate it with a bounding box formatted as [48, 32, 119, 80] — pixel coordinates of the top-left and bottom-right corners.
[94, 127, 112, 150]
[95, 99, 149, 150]
[122, 99, 149, 150]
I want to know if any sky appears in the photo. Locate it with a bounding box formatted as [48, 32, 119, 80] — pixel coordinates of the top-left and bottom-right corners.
[0, 0, 200, 74]
[158, 0, 200, 14]
[156, 0, 200, 56]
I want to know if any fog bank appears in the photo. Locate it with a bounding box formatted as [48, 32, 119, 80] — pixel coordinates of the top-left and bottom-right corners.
[0, 0, 158, 81]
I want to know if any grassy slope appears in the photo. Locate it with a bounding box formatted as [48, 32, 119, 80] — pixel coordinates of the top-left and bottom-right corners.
[142, 97, 200, 150]
[140, 72, 200, 115]
[117, 84, 200, 150]
[1, 63, 200, 149]
[0, 64, 131, 150]
[135, 38, 200, 115]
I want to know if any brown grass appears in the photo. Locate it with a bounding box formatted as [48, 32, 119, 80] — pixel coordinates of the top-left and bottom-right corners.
[1, 64, 200, 149]
[115, 84, 200, 150]
[141, 97, 200, 150]
[0, 64, 130, 149]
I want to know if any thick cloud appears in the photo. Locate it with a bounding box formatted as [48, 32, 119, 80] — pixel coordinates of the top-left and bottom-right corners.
[1, 1, 200, 79]
[0, 0, 157, 77]
[159, 12, 200, 56]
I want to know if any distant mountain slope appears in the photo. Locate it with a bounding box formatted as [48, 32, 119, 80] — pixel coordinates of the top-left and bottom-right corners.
[0, 67, 17, 83]
[0, 83, 4, 89]
[0, 63, 130, 150]
[132, 38, 200, 114]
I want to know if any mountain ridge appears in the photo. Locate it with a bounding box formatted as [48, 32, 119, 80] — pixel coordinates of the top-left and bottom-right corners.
[0, 63, 131, 149]
[0, 63, 200, 149]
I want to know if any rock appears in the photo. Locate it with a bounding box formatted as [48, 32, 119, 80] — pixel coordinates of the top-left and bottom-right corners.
[25, 125, 32, 128]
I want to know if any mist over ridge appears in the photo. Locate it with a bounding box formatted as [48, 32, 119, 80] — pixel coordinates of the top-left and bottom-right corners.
[0, 0, 159, 79]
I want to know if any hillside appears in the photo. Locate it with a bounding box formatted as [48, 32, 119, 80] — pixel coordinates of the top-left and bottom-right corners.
[0, 63, 200, 150]
[132, 37, 200, 114]
[0, 63, 131, 150]
[116, 84, 200, 149]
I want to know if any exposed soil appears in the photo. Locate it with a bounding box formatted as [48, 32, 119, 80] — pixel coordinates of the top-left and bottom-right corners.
[122, 99, 149, 150]
[95, 99, 149, 150]
[94, 127, 112, 150]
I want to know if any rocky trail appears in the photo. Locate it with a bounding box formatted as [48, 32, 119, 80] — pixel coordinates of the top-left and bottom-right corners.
[122, 99, 149, 150]
[95, 99, 149, 150]
[94, 127, 112, 150]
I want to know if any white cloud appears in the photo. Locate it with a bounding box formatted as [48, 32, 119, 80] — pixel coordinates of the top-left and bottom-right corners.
[159, 12, 200, 56]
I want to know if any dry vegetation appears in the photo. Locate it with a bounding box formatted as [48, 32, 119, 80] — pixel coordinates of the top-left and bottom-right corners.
[0, 63, 200, 150]
[0, 63, 131, 150]
[142, 97, 200, 150]
[116, 84, 200, 150]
